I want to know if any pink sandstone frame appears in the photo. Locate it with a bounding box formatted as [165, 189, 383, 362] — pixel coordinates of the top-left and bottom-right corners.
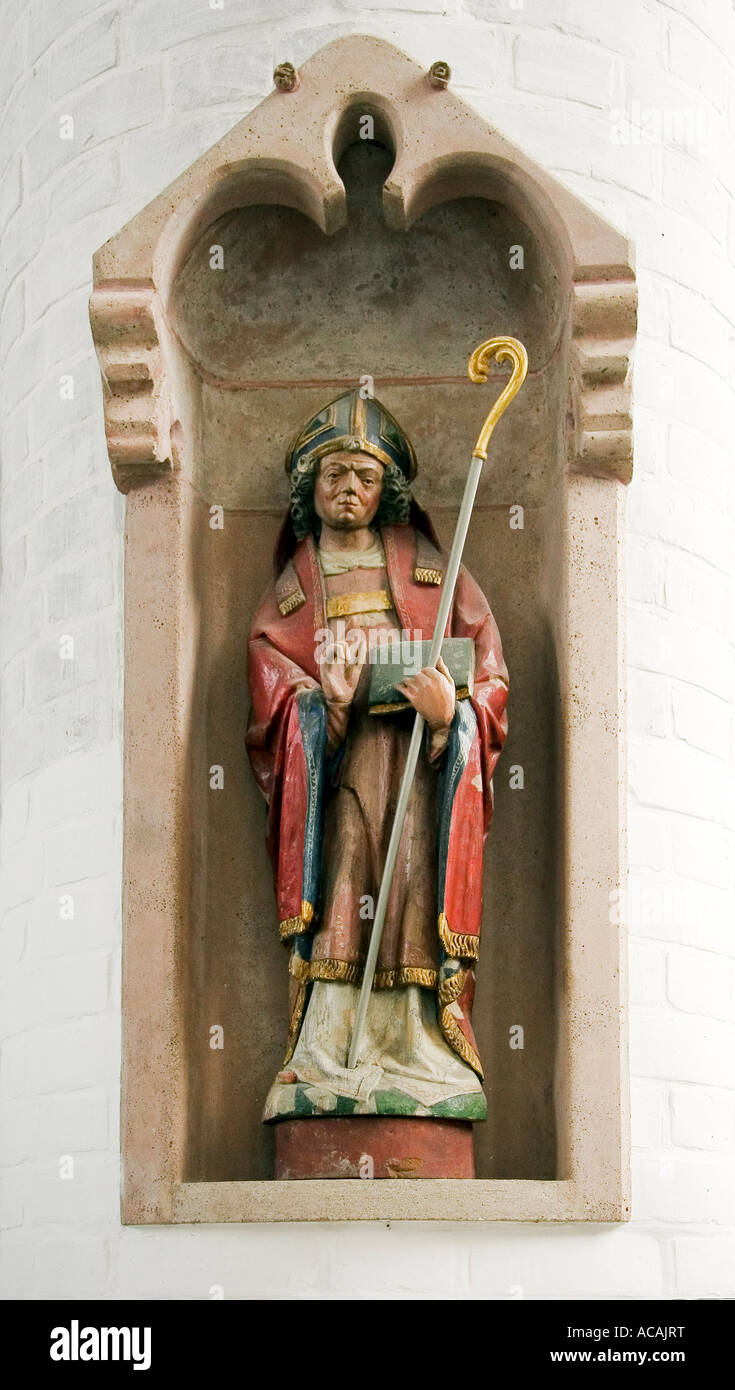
[89, 35, 635, 1223]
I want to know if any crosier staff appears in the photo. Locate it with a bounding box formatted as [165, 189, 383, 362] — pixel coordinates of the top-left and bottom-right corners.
[347, 336, 528, 1070]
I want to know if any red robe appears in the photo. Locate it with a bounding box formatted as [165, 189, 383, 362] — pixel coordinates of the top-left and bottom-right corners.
[246, 523, 508, 1076]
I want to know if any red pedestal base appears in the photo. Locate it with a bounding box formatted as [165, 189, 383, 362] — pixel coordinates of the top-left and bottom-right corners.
[273, 1116, 475, 1179]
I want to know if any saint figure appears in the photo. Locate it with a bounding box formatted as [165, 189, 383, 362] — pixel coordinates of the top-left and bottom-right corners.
[246, 389, 508, 1123]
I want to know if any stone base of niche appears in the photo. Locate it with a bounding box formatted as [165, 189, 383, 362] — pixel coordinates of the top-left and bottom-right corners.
[168, 1178, 605, 1224]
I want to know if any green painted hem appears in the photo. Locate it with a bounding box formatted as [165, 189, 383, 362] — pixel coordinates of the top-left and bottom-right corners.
[375, 1088, 421, 1116]
[431, 1092, 487, 1121]
[264, 1081, 486, 1123]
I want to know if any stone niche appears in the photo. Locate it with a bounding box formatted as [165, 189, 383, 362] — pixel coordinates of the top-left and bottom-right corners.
[89, 36, 636, 1223]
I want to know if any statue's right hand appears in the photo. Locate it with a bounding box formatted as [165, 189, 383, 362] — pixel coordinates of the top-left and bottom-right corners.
[319, 634, 365, 707]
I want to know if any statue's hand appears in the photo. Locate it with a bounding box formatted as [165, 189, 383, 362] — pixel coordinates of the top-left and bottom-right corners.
[319, 635, 365, 707]
[397, 655, 456, 732]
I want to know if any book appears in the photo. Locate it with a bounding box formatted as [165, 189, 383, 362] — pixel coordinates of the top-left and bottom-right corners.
[368, 637, 475, 715]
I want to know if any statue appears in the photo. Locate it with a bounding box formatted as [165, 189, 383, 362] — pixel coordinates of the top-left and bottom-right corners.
[246, 379, 511, 1156]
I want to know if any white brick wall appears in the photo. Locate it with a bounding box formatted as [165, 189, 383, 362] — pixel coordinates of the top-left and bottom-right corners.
[1, 0, 734, 1300]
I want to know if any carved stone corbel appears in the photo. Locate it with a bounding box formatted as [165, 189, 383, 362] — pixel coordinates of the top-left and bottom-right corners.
[89, 282, 173, 492]
[570, 277, 637, 483]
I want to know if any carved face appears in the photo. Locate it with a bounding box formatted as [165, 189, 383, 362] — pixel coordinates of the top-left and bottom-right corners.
[313, 450, 384, 531]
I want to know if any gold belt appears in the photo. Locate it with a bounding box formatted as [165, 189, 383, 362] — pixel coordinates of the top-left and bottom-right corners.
[325, 590, 393, 619]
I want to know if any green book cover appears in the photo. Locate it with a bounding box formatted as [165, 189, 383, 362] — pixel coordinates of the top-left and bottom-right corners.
[368, 637, 475, 714]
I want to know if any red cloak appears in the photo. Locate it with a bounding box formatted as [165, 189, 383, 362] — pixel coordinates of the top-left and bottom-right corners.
[246, 523, 508, 1075]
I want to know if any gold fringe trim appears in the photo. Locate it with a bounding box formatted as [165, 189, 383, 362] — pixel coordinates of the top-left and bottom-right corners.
[283, 979, 308, 1064]
[414, 566, 443, 586]
[279, 901, 314, 940]
[280, 916, 308, 938]
[437, 967, 483, 1077]
[375, 966, 436, 989]
[439, 1009, 483, 1079]
[325, 590, 392, 619]
[437, 968, 466, 1009]
[438, 912, 480, 960]
[288, 956, 436, 990]
[308, 958, 362, 985]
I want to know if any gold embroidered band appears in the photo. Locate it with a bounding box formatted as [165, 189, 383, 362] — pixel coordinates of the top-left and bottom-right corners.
[275, 559, 306, 616]
[278, 591, 305, 616]
[414, 567, 443, 585]
[325, 590, 392, 619]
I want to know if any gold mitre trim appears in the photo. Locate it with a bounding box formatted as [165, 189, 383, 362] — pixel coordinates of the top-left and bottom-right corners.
[284, 388, 418, 480]
[299, 436, 397, 473]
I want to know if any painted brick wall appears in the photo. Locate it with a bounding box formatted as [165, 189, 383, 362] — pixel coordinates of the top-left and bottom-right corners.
[1, 0, 733, 1299]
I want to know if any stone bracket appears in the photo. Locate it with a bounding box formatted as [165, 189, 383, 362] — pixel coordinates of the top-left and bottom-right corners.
[89, 282, 173, 492]
[570, 278, 637, 483]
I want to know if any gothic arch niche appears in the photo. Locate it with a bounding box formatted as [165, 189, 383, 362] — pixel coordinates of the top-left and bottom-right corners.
[90, 35, 635, 1222]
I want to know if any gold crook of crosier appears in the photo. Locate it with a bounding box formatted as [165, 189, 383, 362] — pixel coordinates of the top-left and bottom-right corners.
[468, 337, 529, 460]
